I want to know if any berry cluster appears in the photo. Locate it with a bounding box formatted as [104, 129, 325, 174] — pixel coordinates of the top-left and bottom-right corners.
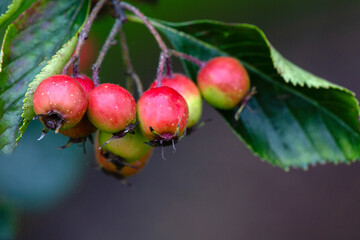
[30, 0, 255, 184]
[32, 56, 251, 183]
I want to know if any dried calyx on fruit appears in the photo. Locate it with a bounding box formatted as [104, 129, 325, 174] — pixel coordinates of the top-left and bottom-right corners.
[94, 131, 153, 186]
[98, 126, 150, 162]
[137, 86, 189, 150]
[59, 74, 97, 152]
[197, 56, 251, 110]
[33, 75, 87, 140]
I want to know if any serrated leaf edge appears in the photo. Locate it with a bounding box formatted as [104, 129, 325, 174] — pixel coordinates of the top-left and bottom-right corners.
[16, 34, 78, 144]
[0, 0, 24, 28]
[15, 0, 90, 145]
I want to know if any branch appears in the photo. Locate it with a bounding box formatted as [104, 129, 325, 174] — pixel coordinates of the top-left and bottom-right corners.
[169, 49, 206, 68]
[62, 0, 107, 76]
[156, 52, 166, 87]
[119, 28, 143, 96]
[92, 19, 122, 86]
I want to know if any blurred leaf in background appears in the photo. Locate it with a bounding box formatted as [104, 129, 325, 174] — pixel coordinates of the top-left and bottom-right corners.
[0, 121, 88, 212]
[0, 200, 17, 240]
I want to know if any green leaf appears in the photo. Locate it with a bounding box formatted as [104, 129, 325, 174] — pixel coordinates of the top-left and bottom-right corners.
[0, 0, 24, 28]
[0, 0, 90, 154]
[138, 18, 360, 170]
[0, 1, 37, 48]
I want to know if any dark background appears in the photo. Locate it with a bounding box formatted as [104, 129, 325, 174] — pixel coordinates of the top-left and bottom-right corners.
[1, 0, 360, 239]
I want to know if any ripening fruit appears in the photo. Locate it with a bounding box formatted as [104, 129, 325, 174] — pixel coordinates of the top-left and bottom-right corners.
[60, 74, 96, 138]
[33, 75, 87, 131]
[87, 83, 136, 133]
[96, 148, 153, 179]
[94, 132, 153, 179]
[137, 86, 189, 141]
[73, 74, 95, 96]
[197, 56, 250, 109]
[98, 127, 151, 162]
[150, 73, 202, 128]
[59, 116, 96, 138]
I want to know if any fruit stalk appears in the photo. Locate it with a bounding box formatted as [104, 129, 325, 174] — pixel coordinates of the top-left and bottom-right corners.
[92, 18, 122, 86]
[119, 28, 143, 96]
[170, 49, 206, 68]
[119, 2, 174, 81]
[119, 2, 168, 55]
[156, 52, 166, 87]
[62, 0, 107, 76]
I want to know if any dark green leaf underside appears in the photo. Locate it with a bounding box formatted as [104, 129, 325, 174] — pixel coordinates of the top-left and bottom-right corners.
[0, 0, 89, 154]
[146, 19, 360, 169]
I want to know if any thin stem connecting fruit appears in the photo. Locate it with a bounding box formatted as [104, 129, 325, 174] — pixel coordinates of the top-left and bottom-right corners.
[62, 0, 107, 76]
[92, 18, 122, 86]
[170, 49, 206, 68]
[119, 1, 174, 82]
[119, 2, 168, 55]
[119, 28, 143, 96]
[234, 87, 257, 121]
[156, 52, 166, 87]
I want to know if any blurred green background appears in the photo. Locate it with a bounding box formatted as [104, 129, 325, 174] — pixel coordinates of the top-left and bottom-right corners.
[1, 0, 360, 239]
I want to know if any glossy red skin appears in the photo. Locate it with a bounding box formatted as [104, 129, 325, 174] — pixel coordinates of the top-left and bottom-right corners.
[60, 74, 96, 137]
[33, 75, 87, 130]
[137, 86, 189, 140]
[150, 73, 202, 128]
[74, 74, 95, 97]
[87, 83, 136, 133]
[197, 56, 250, 109]
[94, 132, 153, 178]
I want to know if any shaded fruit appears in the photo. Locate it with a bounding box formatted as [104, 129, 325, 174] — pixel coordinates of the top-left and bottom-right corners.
[94, 131, 153, 179]
[98, 127, 150, 162]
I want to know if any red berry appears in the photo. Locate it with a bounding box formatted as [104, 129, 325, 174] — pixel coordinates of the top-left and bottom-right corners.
[98, 127, 150, 162]
[87, 83, 136, 133]
[59, 113, 96, 139]
[137, 86, 189, 141]
[60, 74, 96, 138]
[33, 75, 87, 131]
[150, 73, 202, 128]
[73, 74, 95, 97]
[197, 56, 250, 109]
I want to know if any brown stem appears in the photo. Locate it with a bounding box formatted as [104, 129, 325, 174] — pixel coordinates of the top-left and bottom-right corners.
[119, 2, 168, 54]
[62, 0, 107, 76]
[165, 56, 173, 78]
[170, 49, 206, 68]
[119, 28, 143, 96]
[119, 1, 173, 79]
[156, 52, 166, 87]
[92, 19, 122, 86]
[234, 87, 257, 121]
